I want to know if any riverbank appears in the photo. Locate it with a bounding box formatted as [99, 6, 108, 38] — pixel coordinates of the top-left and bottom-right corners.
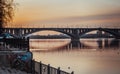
[0, 66, 30, 74]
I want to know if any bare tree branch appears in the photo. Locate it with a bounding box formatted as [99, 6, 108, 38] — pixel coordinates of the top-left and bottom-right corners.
[0, 0, 14, 28]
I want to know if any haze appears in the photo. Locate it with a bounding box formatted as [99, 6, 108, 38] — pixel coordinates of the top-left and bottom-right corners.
[11, 0, 120, 28]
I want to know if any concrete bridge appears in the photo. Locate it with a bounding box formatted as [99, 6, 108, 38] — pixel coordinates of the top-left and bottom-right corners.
[0, 28, 120, 39]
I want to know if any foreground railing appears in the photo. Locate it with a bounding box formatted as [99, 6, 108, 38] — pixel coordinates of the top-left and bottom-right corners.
[32, 60, 74, 74]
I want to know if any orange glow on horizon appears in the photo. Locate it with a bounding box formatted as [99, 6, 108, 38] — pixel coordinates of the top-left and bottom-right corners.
[9, 0, 120, 28]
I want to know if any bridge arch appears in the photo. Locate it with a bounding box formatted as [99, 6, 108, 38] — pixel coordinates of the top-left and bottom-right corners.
[80, 28, 119, 38]
[23, 29, 74, 38]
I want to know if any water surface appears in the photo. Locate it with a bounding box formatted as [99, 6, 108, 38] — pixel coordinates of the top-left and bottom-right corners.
[30, 38, 120, 74]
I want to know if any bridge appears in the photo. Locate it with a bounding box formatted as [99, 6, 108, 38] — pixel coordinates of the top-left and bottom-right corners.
[0, 28, 120, 39]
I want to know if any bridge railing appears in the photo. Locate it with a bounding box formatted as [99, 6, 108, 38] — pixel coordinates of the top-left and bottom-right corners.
[32, 60, 74, 74]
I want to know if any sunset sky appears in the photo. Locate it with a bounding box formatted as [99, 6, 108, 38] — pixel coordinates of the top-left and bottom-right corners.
[12, 0, 120, 28]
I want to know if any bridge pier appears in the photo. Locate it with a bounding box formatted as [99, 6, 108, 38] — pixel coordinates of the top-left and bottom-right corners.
[71, 29, 80, 41]
[71, 36, 80, 42]
[70, 39, 80, 48]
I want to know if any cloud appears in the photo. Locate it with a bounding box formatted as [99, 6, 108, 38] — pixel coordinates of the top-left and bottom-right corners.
[25, 12, 120, 28]
[60, 13, 120, 21]
[35, 12, 120, 25]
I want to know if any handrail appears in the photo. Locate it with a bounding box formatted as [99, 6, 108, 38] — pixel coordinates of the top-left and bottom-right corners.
[32, 60, 74, 74]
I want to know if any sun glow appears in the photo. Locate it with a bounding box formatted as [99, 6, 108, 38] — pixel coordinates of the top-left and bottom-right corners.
[12, 0, 120, 28]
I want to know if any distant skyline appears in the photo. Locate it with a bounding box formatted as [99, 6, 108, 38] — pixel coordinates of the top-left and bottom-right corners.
[11, 0, 120, 28]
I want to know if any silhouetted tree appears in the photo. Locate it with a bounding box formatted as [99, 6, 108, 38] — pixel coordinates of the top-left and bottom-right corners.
[0, 0, 14, 29]
[0, 0, 15, 66]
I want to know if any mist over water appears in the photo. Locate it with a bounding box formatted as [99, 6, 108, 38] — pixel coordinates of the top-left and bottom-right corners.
[30, 38, 120, 74]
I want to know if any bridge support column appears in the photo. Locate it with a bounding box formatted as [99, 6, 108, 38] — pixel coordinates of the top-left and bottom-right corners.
[14, 29, 22, 38]
[71, 29, 80, 41]
[71, 36, 80, 41]
[70, 39, 80, 48]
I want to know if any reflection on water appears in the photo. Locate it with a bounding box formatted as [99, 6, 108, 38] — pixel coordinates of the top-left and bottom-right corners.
[30, 39, 120, 74]
[30, 39, 119, 52]
[30, 39, 71, 51]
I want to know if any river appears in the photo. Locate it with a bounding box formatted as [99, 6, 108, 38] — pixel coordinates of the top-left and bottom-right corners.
[30, 38, 120, 74]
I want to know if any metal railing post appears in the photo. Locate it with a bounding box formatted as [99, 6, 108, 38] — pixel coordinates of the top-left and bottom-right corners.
[71, 71, 74, 74]
[32, 60, 35, 74]
[47, 64, 50, 74]
[57, 67, 60, 74]
[39, 61, 42, 74]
